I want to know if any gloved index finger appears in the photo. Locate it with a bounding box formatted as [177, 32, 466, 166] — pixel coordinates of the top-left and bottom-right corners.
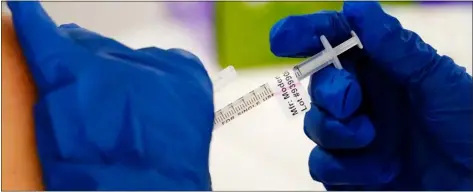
[269, 10, 352, 58]
[7, 1, 68, 63]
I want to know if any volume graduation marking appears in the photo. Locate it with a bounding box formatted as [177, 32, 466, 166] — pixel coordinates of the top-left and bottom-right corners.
[213, 83, 274, 129]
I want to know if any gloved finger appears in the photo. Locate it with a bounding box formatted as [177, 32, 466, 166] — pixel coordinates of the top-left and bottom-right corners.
[304, 104, 375, 149]
[167, 48, 204, 66]
[343, 2, 473, 170]
[341, 1, 438, 82]
[7, 1, 71, 63]
[137, 47, 204, 71]
[308, 146, 400, 185]
[166, 48, 210, 85]
[137, 47, 170, 70]
[308, 60, 361, 119]
[138, 47, 211, 87]
[58, 26, 192, 74]
[58, 23, 80, 29]
[58, 23, 135, 54]
[269, 10, 352, 58]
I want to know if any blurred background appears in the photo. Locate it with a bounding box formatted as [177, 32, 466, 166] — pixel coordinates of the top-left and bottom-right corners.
[3, 1, 472, 190]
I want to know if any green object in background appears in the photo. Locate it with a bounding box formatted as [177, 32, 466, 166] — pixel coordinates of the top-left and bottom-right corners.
[215, 2, 413, 69]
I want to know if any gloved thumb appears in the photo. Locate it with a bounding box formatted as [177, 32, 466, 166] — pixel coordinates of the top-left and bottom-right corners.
[342, 2, 441, 83]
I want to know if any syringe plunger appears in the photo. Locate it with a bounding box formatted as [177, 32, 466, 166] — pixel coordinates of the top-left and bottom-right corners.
[293, 31, 363, 80]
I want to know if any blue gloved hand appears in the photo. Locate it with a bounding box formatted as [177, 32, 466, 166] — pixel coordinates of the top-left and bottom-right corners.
[8, 1, 214, 190]
[270, 2, 472, 190]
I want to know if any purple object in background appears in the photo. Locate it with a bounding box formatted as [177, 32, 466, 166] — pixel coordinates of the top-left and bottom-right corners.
[420, 1, 472, 5]
[166, 2, 216, 60]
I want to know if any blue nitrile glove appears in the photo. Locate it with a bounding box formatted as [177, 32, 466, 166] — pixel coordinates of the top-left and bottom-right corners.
[269, 1, 472, 190]
[8, 1, 214, 190]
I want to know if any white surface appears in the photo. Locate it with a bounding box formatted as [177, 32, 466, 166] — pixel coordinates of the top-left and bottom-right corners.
[6, 2, 472, 190]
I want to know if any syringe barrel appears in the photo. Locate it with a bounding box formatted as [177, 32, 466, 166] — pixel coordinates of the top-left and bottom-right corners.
[293, 51, 332, 80]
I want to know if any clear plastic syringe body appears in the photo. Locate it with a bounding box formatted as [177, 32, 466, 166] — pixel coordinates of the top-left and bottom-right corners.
[213, 31, 363, 129]
[293, 31, 363, 80]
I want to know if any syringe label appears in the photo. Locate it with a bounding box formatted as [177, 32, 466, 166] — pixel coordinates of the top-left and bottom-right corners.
[268, 70, 311, 118]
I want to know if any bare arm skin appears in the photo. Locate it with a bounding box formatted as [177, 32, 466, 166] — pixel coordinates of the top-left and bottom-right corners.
[1, 14, 43, 190]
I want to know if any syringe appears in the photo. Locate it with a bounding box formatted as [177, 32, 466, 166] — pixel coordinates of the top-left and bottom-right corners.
[213, 31, 363, 129]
